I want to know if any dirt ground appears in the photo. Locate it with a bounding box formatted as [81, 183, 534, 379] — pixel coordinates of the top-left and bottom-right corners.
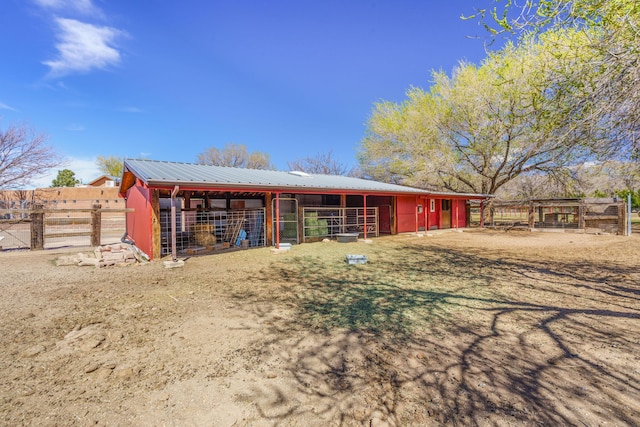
[1, 229, 639, 426]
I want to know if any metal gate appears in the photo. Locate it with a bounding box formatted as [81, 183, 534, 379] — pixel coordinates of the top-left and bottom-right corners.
[272, 198, 298, 244]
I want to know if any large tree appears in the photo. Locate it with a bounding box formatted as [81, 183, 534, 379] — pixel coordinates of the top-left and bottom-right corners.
[287, 150, 356, 176]
[51, 169, 79, 187]
[96, 155, 123, 177]
[470, 0, 640, 159]
[0, 122, 61, 189]
[197, 143, 273, 169]
[359, 30, 607, 196]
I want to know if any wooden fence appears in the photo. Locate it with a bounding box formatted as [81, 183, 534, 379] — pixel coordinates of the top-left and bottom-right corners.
[472, 198, 629, 235]
[0, 204, 131, 250]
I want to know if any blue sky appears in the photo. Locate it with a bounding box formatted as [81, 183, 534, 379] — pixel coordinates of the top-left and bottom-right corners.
[1, 0, 493, 187]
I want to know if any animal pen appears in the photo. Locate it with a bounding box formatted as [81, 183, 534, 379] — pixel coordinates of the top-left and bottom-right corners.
[156, 195, 380, 256]
[120, 159, 489, 260]
[476, 198, 630, 235]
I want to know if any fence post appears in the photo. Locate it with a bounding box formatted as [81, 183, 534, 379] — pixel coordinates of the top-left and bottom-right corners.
[617, 201, 625, 236]
[578, 201, 585, 231]
[91, 204, 102, 247]
[528, 201, 535, 229]
[30, 204, 44, 250]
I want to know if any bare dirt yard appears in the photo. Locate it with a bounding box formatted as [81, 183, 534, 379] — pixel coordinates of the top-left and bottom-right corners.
[1, 229, 639, 426]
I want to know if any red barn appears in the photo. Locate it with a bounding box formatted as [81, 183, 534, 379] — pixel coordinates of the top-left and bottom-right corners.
[119, 159, 489, 260]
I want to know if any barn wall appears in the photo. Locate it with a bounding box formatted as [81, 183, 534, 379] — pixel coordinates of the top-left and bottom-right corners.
[452, 199, 467, 228]
[124, 180, 154, 259]
[427, 198, 439, 230]
[367, 196, 393, 234]
[396, 195, 418, 233]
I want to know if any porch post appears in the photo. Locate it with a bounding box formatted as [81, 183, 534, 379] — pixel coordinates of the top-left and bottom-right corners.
[275, 192, 280, 249]
[363, 194, 367, 240]
[415, 196, 419, 234]
[426, 198, 430, 231]
[171, 185, 179, 261]
[455, 200, 459, 229]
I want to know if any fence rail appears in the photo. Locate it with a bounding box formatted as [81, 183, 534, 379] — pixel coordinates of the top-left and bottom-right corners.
[0, 204, 130, 250]
[301, 207, 378, 242]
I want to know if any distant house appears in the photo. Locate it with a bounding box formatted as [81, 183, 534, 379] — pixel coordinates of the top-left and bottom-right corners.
[87, 175, 119, 188]
[119, 159, 491, 260]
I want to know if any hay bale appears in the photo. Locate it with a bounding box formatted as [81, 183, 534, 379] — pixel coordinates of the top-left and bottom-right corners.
[191, 224, 216, 246]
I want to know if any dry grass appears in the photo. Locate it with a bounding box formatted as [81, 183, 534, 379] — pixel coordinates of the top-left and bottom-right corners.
[1, 229, 639, 426]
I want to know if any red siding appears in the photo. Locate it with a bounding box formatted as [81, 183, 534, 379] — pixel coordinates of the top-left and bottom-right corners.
[397, 196, 418, 233]
[125, 182, 154, 259]
[452, 199, 467, 228]
[427, 198, 439, 230]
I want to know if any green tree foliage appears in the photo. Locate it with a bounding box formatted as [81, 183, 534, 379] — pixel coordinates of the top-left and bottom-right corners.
[615, 189, 640, 210]
[470, 0, 640, 158]
[359, 31, 607, 195]
[0, 122, 61, 189]
[51, 169, 79, 187]
[197, 143, 273, 170]
[96, 155, 123, 177]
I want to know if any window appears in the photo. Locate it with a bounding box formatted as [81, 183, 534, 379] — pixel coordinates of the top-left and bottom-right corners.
[417, 204, 423, 213]
[430, 199, 435, 212]
[442, 200, 451, 211]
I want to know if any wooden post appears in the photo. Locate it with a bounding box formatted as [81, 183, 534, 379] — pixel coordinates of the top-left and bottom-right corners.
[297, 195, 305, 243]
[538, 205, 544, 226]
[151, 189, 162, 260]
[391, 196, 397, 234]
[455, 200, 459, 229]
[265, 192, 273, 246]
[415, 196, 419, 234]
[465, 201, 470, 228]
[30, 204, 44, 250]
[528, 201, 535, 229]
[340, 194, 347, 234]
[617, 201, 626, 236]
[91, 204, 102, 247]
[363, 195, 368, 239]
[426, 198, 430, 231]
[578, 201, 585, 231]
[275, 192, 280, 249]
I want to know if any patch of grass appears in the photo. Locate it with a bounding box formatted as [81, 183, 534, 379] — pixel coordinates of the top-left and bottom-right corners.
[265, 245, 484, 339]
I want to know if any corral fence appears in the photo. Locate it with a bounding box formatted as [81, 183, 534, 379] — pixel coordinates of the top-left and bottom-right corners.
[469, 198, 629, 235]
[159, 206, 266, 256]
[301, 207, 378, 242]
[0, 201, 130, 250]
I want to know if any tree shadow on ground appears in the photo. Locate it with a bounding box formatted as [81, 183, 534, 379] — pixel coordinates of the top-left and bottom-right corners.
[233, 242, 640, 426]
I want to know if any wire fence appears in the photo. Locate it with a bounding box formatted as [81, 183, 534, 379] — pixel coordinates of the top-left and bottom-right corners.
[159, 208, 266, 256]
[301, 207, 378, 242]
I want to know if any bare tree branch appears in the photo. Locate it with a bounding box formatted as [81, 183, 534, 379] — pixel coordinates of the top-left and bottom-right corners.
[0, 122, 62, 189]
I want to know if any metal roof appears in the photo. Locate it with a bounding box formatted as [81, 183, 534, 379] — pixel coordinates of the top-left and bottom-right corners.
[122, 159, 489, 198]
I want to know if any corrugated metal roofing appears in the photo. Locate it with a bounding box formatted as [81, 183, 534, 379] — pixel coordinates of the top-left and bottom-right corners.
[122, 159, 489, 198]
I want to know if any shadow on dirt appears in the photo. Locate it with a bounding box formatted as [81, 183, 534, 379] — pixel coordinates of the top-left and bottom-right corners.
[235, 242, 640, 426]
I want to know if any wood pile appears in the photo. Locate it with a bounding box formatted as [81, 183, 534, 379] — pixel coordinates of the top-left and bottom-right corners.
[56, 243, 148, 268]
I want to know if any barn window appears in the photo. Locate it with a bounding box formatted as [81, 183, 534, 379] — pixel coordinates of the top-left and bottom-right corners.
[430, 199, 435, 212]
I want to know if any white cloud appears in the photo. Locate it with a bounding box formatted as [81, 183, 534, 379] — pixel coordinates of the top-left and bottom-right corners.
[33, 0, 104, 19]
[30, 156, 99, 188]
[0, 101, 19, 112]
[43, 18, 124, 77]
